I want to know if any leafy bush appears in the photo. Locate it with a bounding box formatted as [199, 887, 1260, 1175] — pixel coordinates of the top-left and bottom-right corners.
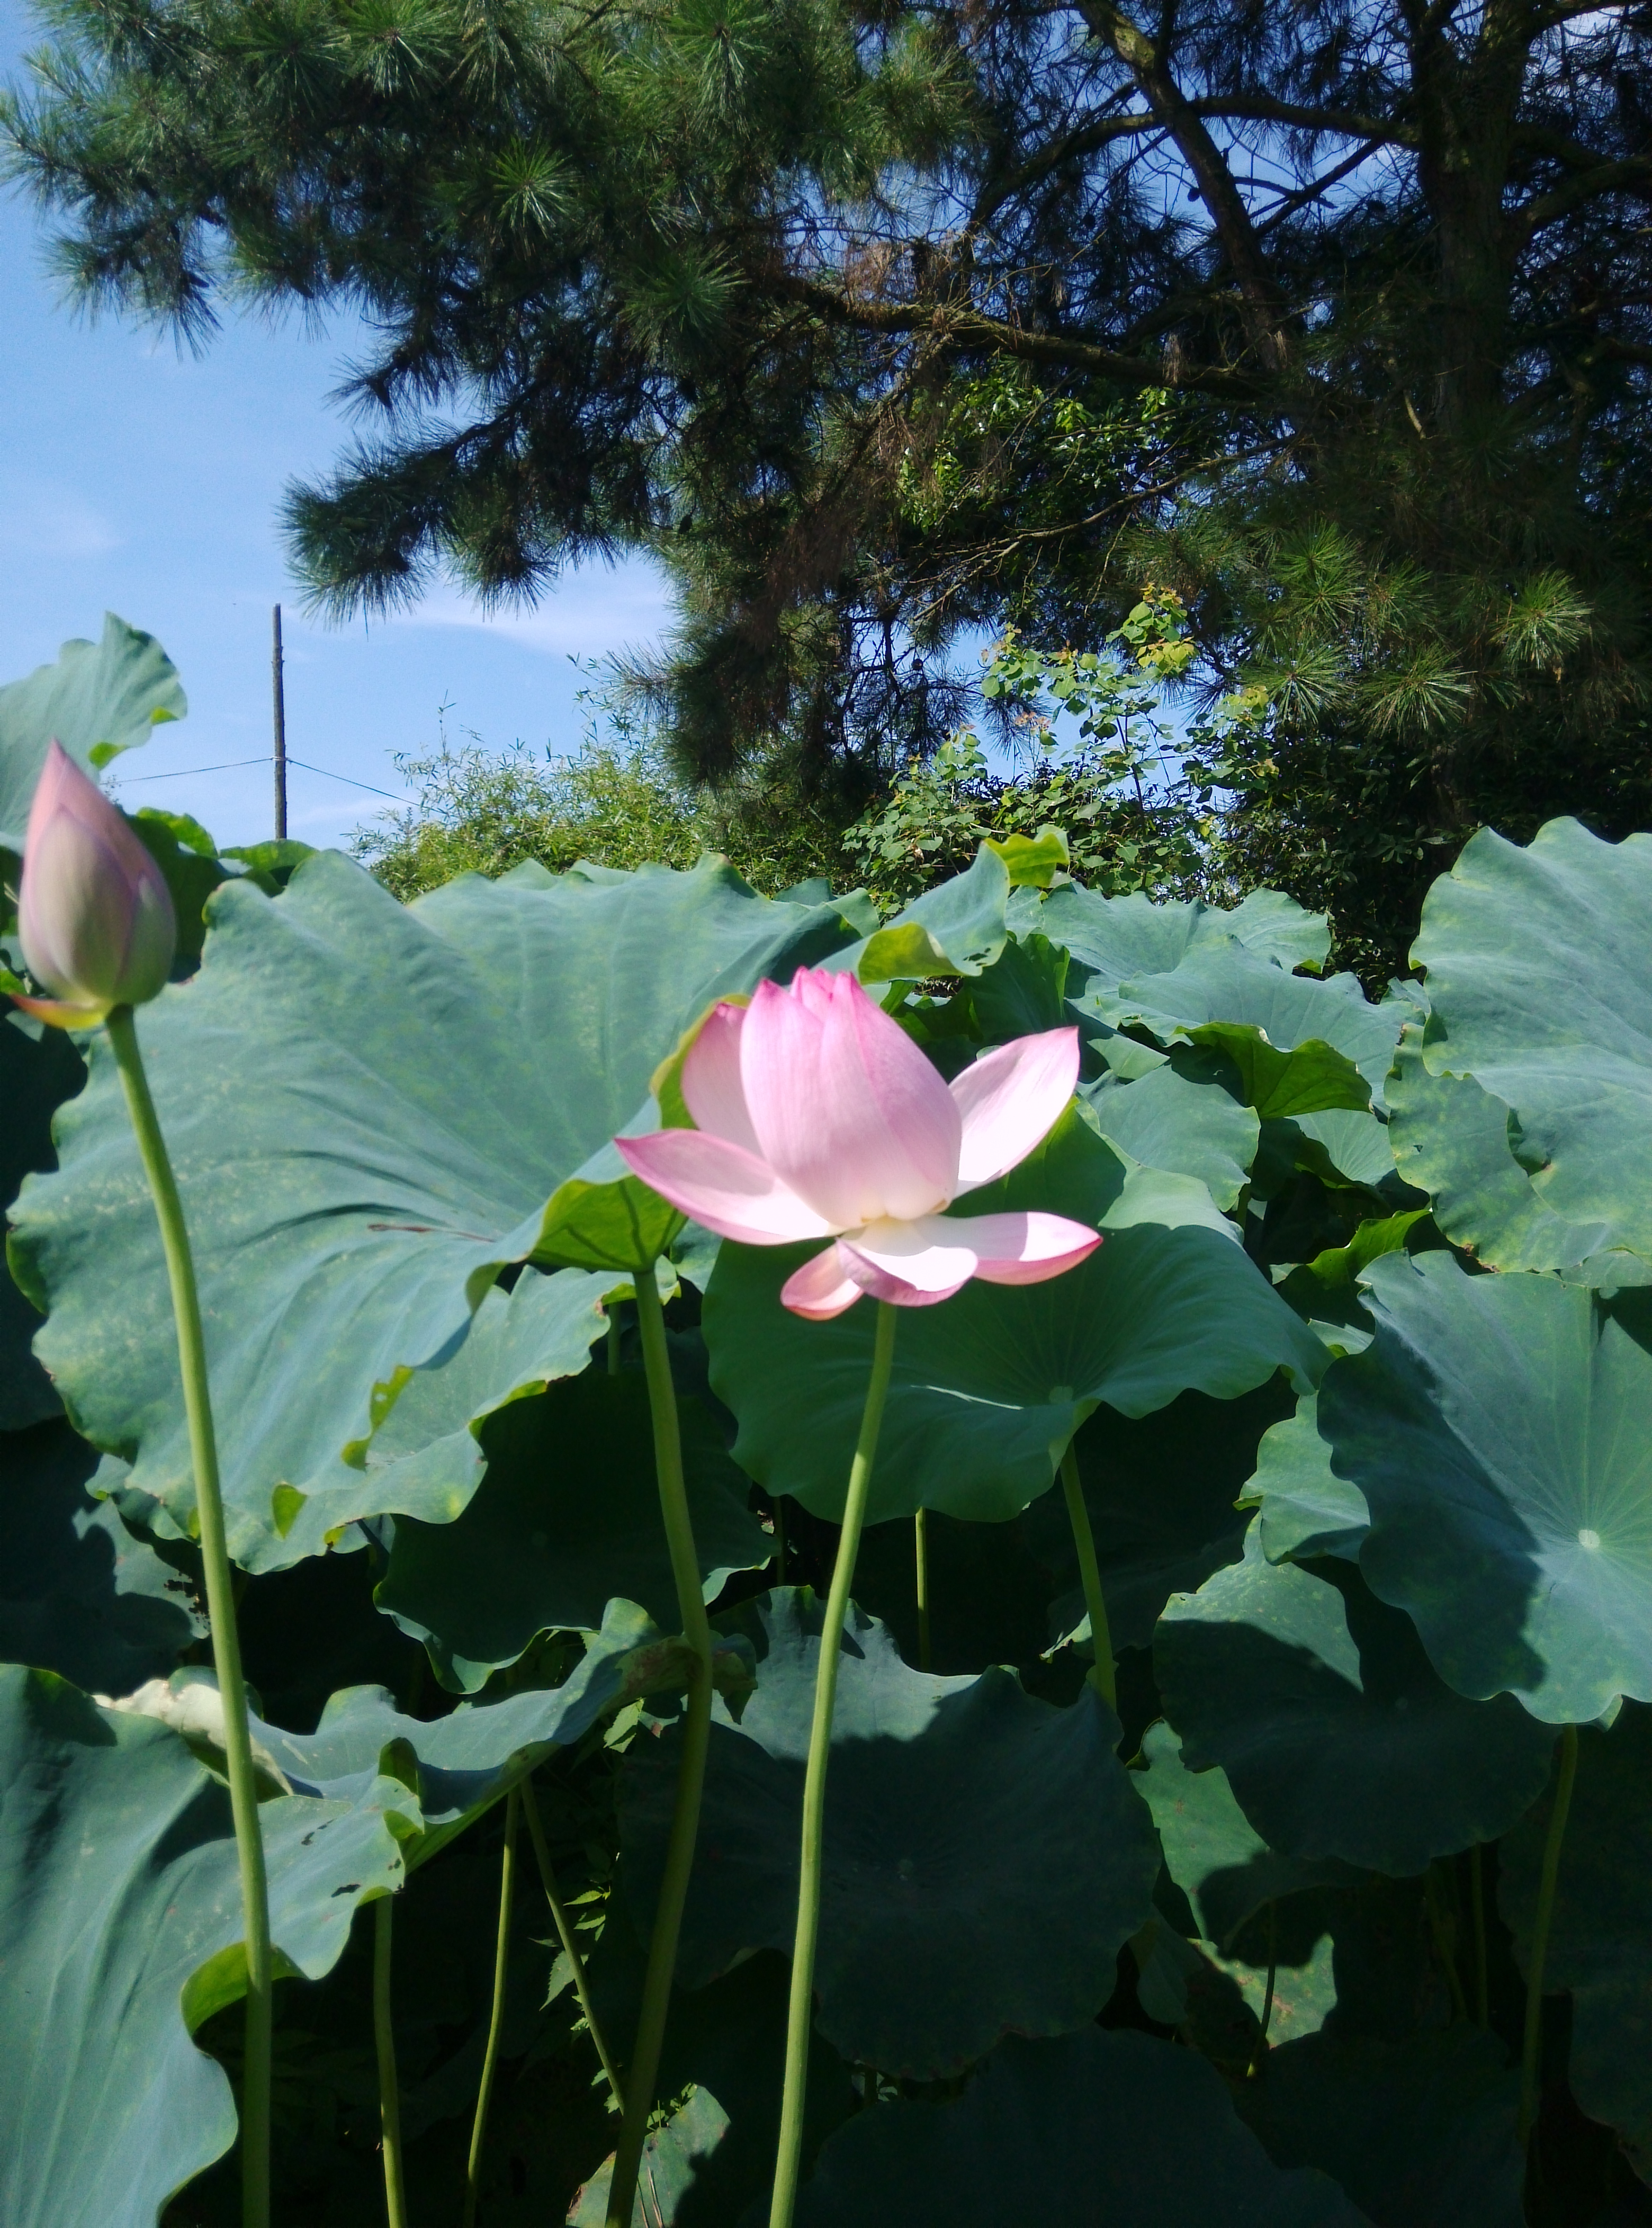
[5, 618, 1652, 2227]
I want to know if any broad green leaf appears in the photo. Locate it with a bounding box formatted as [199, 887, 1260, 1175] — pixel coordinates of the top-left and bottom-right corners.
[1082, 947, 1407, 1109]
[961, 931, 1069, 1043]
[848, 845, 1011, 980]
[620, 1589, 1157, 2078]
[1500, 1705, 1652, 2184]
[783, 2028, 1364, 2226]
[1323, 1253, 1652, 1722]
[1189, 1026, 1372, 1122]
[1387, 1023, 1650, 1284]
[378, 1374, 770, 1691]
[983, 823, 1068, 887]
[1275, 1210, 1431, 1325]
[706, 1109, 1323, 1526]
[1029, 1380, 1294, 1653]
[127, 808, 231, 968]
[0, 1013, 82, 1428]
[1238, 2027, 1524, 2228]
[1410, 817, 1652, 1268]
[0, 615, 185, 849]
[0, 1418, 202, 1692]
[1156, 1527, 1556, 1874]
[1130, 1908, 1339, 2056]
[1036, 884, 1332, 980]
[1238, 1395, 1370, 1564]
[1136, 1720, 1356, 1955]
[1081, 1059, 1260, 1211]
[10, 852, 854, 1568]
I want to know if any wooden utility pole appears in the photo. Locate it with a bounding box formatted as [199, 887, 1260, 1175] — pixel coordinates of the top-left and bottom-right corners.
[272, 605, 288, 839]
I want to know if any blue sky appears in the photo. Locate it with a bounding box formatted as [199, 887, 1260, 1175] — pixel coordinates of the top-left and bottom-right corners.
[0, 3, 676, 854]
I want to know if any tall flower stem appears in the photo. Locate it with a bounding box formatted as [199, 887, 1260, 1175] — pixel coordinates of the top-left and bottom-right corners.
[107, 1005, 273, 2228]
[1059, 1442, 1116, 1709]
[464, 1785, 520, 2228]
[769, 1300, 899, 2228]
[914, 1507, 932, 1671]
[521, 1774, 626, 2110]
[372, 1897, 409, 2228]
[1519, 1724, 1579, 2144]
[605, 1272, 716, 2228]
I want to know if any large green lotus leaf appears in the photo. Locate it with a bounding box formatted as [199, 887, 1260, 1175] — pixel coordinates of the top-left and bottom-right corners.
[1237, 1395, 1370, 1564]
[378, 1374, 770, 1691]
[1284, 1108, 1399, 1191]
[571, 1922, 854, 2227]
[0, 1418, 202, 1693]
[1238, 2026, 1523, 2228]
[274, 1264, 618, 1559]
[8, 852, 853, 1568]
[1411, 817, 1652, 1263]
[0, 614, 185, 849]
[1322, 1251, 1652, 1722]
[1036, 883, 1332, 980]
[1156, 1527, 1556, 1874]
[1081, 1059, 1260, 1212]
[1027, 1379, 1295, 1654]
[705, 1108, 1325, 1526]
[1082, 947, 1407, 1109]
[620, 1589, 1157, 2077]
[1387, 1023, 1651, 1283]
[1500, 1704, 1652, 2184]
[959, 930, 1068, 1044]
[780, 2027, 1364, 2227]
[848, 845, 1011, 981]
[0, 1014, 83, 1427]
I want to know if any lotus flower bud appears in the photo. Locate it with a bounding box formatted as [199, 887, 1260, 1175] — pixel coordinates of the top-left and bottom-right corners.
[13, 740, 176, 1028]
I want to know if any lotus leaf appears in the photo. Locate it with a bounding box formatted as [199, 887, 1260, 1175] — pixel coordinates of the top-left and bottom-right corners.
[619, 1590, 1157, 2076]
[0, 1013, 82, 1427]
[1081, 1057, 1260, 1212]
[1238, 1395, 1371, 1564]
[1035, 884, 1332, 980]
[0, 614, 184, 850]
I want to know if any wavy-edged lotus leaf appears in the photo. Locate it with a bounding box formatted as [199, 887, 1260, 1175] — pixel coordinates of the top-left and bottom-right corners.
[1281, 1107, 1400, 1191]
[1081, 947, 1407, 1106]
[1137, 1720, 1357, 1954]
[0, 1013, 83, 1427]
[1190, 1027, 1372, 1124]
[961, 930, 1068, 1044]
[1500, 1705, 1652, 2185]
[1036, 883, 1332, 980]
[1274, 1212, 1432, 1352]
[125, 807, 234, 971]
[572, 1920, 854, 2227]
[620, 1589, 1157, 2077]
[705, 1108, 1324, 1526]
[378, 1375, 770, 1691]
[1156, 1527, 1556, 1874]
[1387, 1023, 1651, 1284]
[1030, 1379, 1295, 1654]
[849, 844, 1011, 981]
[1132, 1906, 1339, 2058]
[0, 1664, 418, 2228]
[1238, 1395, 1371, 1565]
[1081, 1058, 1260, 1212]
[1411, 817, 1652, 1265]
[0, 1418, 202, 1693]
[1323, 1251, 1652, 1723]
[8, 852, 852, 1568]
[1238, 2026, 1524, 2228]
[0, 613, 185, 849]
[779, 2027, 1365, 2228]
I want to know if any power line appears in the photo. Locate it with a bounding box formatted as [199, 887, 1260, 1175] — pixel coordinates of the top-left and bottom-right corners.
[118, 753, 412, 804]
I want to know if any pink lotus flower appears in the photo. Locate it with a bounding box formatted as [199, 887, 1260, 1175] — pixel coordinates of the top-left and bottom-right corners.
[616, 967, 1100, 1319]
[13, 741, 176, 1028]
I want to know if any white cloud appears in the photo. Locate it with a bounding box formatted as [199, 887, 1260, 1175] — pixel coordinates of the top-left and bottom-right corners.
[394, 560, 675, 659]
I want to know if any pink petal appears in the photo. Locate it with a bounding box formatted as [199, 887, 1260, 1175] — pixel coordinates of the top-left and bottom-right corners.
[20, 741, 175, 1010]
[950, 1029, 1081, 1193]
[740, 969, 962, 1228]
[836, 1209, 1100, 1308]
[780, 1242, 865, 1320]
[680, 1001, 760, 1151]
[615, 1128, 836, 1245]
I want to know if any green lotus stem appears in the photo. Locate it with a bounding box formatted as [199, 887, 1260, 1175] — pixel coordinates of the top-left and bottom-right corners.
[107, 1005, 273, 2228]
[373, 1897, 408, 2228]
[773, 1495, 787, 1582]
[769, 1299, 899, 2228]
[1059, 1441, 1117, 1709]
[1519, 1724, 1579, 2144]
[605, 1272, 716, 2228]
[521, 1773, 626, 2112]
[1246, 1902, 1278, 2078]
[464, 1785, 520, 2228]
[914, 1507, 932, 1670]
[1471, 1844, 1489, 2028]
